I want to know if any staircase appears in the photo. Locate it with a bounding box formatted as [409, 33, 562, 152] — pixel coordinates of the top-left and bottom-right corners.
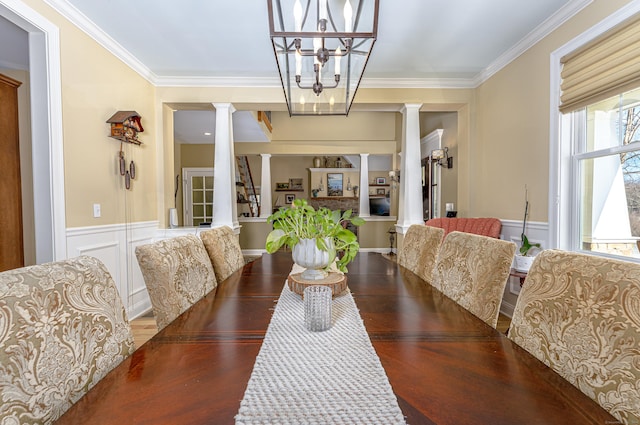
[236, 156, 259, 217]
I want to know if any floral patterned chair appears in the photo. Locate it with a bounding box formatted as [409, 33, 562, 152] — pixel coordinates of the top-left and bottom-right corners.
[432, 231, 516, 328]
[508, 249, 640, 425]
[135, 234, 217, 330]
[398, 224, 445, 283]
[0, 256, 135, 424]
[200, 226, 245, 283]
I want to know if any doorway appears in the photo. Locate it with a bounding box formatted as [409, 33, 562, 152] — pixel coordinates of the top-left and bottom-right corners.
[0, 0, 67, 263]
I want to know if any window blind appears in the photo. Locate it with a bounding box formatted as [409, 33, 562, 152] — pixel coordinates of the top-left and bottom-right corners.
[560, 14, 640, 113]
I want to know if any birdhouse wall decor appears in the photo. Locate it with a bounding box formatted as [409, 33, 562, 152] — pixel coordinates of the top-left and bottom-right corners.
[107, 111, 143, 190]
[107, 111, 144, 145]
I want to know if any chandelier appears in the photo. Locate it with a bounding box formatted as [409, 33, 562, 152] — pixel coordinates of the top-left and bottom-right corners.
[267, 0, 379, 116]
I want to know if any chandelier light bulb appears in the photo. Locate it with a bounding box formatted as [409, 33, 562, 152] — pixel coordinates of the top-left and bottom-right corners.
[344, 0, 353, 32]
[335, 47, 341, 75]
[293, 0, 303, 32]
[313, 38, 321, 65]
[295, 50, 302, 76]
[319, 0, 328, 21]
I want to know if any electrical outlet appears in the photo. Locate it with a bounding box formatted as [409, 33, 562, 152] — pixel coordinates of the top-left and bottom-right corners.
[93, 203, 101, 218]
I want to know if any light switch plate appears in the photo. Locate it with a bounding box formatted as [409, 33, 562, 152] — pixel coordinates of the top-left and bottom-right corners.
[93, 203, 101, 218]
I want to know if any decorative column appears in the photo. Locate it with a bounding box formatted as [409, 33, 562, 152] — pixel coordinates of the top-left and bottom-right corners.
[211, 103, 239, 230]
[396, 103, 423, 234]
[260, 153, 272, 218]
[358, 153, 370, 217]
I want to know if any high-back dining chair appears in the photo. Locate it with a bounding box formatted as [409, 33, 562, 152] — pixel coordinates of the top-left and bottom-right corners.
[135, 234, 217, 330]
[0, 256, 135, 424]
[398, 224, 445, 283]
[509, 249, 640, 425]
[200, 226, 245, 283]
[431, 231, 516, 328]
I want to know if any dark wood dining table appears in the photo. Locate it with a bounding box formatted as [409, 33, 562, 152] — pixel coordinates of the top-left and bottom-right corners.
[56, 252, 617, 425]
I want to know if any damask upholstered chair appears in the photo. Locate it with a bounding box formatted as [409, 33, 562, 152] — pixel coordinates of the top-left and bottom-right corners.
[398, 224, 445, 283]
[509, 249, 640, 425]
[200, 226, 245, 283]
[432, 231, 516, 328]
[0, 256, 135, 424]
[135, 234, 217, 330]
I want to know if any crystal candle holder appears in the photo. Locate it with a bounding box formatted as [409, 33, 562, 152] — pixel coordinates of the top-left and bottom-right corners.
[304, 285, 332, 332]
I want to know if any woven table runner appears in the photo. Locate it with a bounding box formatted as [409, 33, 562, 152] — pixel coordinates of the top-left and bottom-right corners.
[235, 283, 406, 424]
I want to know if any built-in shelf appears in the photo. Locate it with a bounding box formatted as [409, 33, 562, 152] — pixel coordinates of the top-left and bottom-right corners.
[275, 189, 304, 192]
[370, 184, 389, 187]
[309, 168, 359, 172]
[311, 197, 358, 200]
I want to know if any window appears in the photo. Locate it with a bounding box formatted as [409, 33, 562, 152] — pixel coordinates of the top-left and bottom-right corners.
[567, 88, 640, 259]
[552, 7, 640, 261]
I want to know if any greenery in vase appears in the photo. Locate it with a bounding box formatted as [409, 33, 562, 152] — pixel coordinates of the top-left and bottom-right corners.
[265, 198, 365, 272]
[520, 186, 542, 256]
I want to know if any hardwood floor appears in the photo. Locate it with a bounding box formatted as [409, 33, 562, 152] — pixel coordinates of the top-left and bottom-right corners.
[131, 313, 158, 349]
[496, 313, 511, 335]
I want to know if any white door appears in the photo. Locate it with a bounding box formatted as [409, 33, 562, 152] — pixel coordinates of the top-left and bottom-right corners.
[183, 167, 214, 226]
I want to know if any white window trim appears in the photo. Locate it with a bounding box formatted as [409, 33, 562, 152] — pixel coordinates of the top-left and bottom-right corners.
[549, 1, 640, 252]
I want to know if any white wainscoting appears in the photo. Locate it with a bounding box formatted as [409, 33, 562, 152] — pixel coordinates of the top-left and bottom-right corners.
[66, 221, 158, 319]
[499, 219, 549, 317]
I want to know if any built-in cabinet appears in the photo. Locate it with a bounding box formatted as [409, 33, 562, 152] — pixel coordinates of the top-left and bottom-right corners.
[0, 73, 23, 272]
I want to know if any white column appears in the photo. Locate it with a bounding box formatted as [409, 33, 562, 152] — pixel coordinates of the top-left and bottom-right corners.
[396, 103, 423, 234]
[358, 153, 370, 217]
[212, 103, 239, 230]
[260, 153, 272, 218]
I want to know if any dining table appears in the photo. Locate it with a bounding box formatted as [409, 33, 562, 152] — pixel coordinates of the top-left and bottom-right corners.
[56, 251, 618, 425]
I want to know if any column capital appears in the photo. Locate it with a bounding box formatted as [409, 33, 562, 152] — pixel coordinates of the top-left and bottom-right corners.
[401, 103, 423, 113]
[260, 153, 272, 159]
[212, 103, 236, 114]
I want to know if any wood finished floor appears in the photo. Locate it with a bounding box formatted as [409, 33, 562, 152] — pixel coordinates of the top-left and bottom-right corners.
[131, 313, 158, 349]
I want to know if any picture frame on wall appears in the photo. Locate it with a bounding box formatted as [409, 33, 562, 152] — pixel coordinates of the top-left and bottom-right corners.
[276, 182, 289, 190]
[375, 177, 386, 185]
[376, 188, 386, 195]
[327, 173, 343, 196]
[285, 193, 296, 204]
[289, 178, 303, 190]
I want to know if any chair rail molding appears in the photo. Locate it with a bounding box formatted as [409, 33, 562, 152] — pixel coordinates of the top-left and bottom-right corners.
[66, 221, 158, 319]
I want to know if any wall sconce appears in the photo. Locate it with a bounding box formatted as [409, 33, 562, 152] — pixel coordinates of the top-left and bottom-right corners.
[432, 147, 453, 169]
[317, 175, 324, 192]
[388, 169, 400, 189]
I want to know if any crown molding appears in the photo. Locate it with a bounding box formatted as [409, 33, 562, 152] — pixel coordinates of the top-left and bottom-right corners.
[43, 0, 593, 90]
[42, 0, 156, 83]
[475, 0, 593, 86]
[152, 75, 281, 87]
[360, 77, 476, 89]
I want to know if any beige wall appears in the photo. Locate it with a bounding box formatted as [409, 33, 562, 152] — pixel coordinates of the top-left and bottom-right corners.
[474, 0, 635, 222]
[20, 0, 158, 228]
[19, 0, 635, 238]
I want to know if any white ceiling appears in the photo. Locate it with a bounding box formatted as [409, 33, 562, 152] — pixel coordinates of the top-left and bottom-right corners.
[1, 0, 591, 142]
